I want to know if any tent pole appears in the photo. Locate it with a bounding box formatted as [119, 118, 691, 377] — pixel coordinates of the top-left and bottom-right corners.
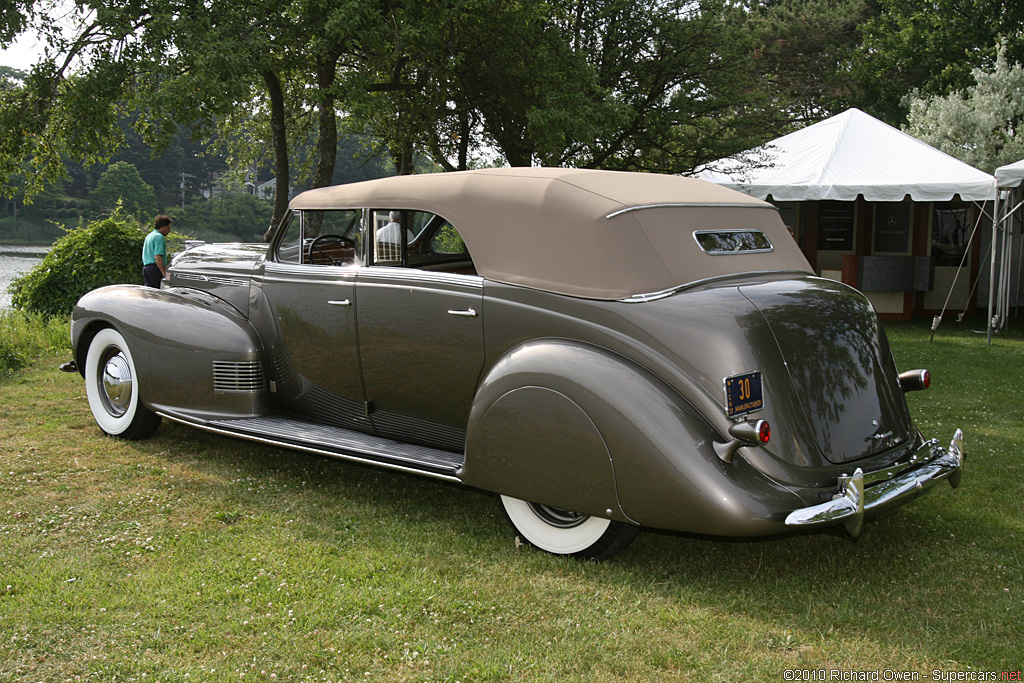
[1016, 195, 1024, 317]
[1003, 203, 1013, 327]
[998, 192, 1008, 329]
[988, 188, 999, 345]
[1005, 217, 1014, 324]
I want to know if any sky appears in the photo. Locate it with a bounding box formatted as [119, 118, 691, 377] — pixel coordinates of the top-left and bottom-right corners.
[2, 2, 85, 72]
[1, 32, 45, 71]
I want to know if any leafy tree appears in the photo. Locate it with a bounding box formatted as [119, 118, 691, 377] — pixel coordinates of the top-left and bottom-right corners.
[0, 2, 166, 204]
[290, 132, 393, 191]
[17, 0, 1018, 214]
[142, 0, 304, 228]
[558, 0, 783, 173]
[9, 210, 147, 317]
[135, 0, 394, 233]
[164, 191, 274, 242]
[0, 1, 289, 225]
[0, 65, 27, 89]
[739, 0, 878, 121]
[851, 0, 1024, 125]
[0, 1, 32, 44]
[110, 121, 228, 206]
[348, 0, 801, 175]
[2, 171, 82, 223]
[904, 47, 1024, 174]
[88, 161, 158, 221]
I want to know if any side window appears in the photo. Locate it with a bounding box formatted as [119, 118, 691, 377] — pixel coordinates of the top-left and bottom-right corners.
[430, 222, 467, 254]
[275, 211, 302, 265]
[371, 209, 475, 274]
[276, 209, 363, 266]
[372, 209, 431, 265]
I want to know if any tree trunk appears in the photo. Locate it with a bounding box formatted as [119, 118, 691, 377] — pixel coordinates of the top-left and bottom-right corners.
[262, 69, 290, 241]
[391, 137, 414, 175]
[457, 110, 470, 171]
[312, 53, 339, 190]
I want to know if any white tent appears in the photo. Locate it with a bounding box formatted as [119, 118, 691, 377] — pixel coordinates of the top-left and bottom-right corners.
[996, 159, 1024, 189]
[698, 108, 996, 202]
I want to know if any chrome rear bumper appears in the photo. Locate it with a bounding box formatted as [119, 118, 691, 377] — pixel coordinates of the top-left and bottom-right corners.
[785, 429, 964, 536]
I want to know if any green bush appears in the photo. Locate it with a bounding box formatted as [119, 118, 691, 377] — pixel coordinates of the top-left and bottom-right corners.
[0, 309, 70, 374]
[9, 211, 148, 317]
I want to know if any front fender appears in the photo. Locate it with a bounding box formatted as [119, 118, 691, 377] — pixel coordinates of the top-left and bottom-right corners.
[72, 285, 269, 420]
[463, 339, 806, 535]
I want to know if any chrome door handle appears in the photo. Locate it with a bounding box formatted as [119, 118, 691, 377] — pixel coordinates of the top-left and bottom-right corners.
[328, 299, 351, 306]
[447, 308, 477, 317]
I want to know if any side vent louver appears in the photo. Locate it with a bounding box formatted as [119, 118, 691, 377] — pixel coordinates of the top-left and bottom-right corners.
[212, 361, 266, 393]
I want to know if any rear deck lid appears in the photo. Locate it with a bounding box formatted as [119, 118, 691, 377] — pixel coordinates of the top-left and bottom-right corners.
[739, 278, 912, 464]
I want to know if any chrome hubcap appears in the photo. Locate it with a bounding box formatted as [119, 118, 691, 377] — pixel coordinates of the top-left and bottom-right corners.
[528, 503, 589, 529]
[101, 352, 132, 416]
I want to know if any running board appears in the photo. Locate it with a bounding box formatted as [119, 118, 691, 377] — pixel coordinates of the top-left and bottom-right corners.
[158, 412, 465, 482]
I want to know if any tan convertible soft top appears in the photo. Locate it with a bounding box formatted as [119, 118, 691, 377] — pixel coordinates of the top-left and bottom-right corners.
[289, 167, 812, 300]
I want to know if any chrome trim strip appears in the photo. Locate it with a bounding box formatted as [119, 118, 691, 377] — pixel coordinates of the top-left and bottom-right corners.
[265, 262, 359, 276]
[155, 411, 464, 483]
[619, 270, 811, 303]
[605, 203, 777, 219]
[359, 267, 484, 288]
[175, 272, 249, 287]
[785, 429, 964, 535]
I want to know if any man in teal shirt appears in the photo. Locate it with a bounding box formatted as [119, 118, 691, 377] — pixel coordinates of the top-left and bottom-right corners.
[142, 215, 172, 288]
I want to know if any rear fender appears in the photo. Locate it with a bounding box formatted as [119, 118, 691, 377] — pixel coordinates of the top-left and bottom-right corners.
[462, 340, 711, 524]
[72, 285, 269, 420]
[463, 338, 806, 535]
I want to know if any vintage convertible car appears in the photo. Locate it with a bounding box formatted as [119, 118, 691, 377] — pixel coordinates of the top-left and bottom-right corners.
[67, 168, 964, 559]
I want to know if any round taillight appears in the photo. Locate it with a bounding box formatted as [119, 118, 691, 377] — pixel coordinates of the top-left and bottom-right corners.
[899, 369, 931, 392]
[757, 420, 771, 444]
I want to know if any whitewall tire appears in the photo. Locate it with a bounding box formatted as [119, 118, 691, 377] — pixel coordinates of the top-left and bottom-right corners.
[499, 495, 639, 560]
[84, 327, 161, 440]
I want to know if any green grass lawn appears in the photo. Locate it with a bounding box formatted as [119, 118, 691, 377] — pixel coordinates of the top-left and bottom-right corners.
[0, 320, 1021, 682]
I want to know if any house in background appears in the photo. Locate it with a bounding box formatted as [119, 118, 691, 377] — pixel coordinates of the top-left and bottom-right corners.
[697, 109, 996, 320]
[245, 177, 277, 200]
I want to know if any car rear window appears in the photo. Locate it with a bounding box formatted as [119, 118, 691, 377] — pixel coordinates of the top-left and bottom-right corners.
[693, 230, 773, 255]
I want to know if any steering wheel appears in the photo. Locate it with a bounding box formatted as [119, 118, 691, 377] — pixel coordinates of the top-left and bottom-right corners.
[308, 234, 355, 266]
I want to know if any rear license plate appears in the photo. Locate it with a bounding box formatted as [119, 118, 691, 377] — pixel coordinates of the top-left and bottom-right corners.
[725, 371, 763, 418]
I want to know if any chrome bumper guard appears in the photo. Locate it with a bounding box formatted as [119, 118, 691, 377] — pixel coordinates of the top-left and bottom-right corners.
[785, 429, 964, 537]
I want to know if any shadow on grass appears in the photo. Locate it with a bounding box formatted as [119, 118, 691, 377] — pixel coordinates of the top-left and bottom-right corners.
[137, 412, 1020, 670]
[23, 344, 1019, 672]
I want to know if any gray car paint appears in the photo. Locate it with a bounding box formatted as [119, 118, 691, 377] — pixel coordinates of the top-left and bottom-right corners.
[69, 202, 950, 539]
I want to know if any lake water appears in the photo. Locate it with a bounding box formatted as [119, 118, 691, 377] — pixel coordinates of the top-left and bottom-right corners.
[0, 245, 49, 310]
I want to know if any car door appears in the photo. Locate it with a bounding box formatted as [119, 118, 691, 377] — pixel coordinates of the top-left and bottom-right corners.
[259, 209, 372, 432]
[356, 209, 485, 452]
